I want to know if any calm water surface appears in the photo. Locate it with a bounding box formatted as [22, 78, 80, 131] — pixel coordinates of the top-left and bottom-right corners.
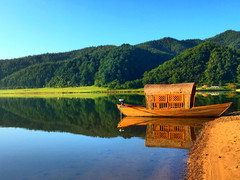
[0, 93, 239, 180]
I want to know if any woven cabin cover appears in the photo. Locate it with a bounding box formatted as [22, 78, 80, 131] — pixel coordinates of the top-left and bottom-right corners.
[144, 83, 196, 109]
[144, 83, 196, 95]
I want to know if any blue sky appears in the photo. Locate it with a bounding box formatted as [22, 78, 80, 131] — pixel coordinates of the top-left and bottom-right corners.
[0, 0, 239, 59]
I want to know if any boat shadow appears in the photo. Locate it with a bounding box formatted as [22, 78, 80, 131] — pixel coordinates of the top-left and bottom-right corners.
[223, 111, 240, 116]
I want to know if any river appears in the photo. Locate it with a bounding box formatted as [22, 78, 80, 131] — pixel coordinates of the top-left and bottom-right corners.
[0, 92, 238, 180]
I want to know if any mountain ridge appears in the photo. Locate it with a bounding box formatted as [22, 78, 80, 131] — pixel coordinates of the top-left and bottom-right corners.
[1, 30, 240, 89]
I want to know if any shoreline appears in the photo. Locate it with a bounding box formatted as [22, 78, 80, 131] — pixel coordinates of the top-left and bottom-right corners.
[0, 86, 235, 94]
[0, 86, 144, 98]
[187, 113, 240, 179]
[0, 86, 144, 95]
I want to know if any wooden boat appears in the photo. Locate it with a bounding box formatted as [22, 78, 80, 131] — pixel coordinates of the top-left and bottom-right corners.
[117, 83, 232, 117]
[117, 102, 231, 117]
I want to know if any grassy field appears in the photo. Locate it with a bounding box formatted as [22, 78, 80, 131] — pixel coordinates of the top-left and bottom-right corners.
[0, 86, 107, 93]
[0, 92, 109, 99]
[0, 86, 144, 98]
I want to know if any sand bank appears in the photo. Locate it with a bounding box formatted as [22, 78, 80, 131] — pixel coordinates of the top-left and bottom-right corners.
[187, 114, 240, 180]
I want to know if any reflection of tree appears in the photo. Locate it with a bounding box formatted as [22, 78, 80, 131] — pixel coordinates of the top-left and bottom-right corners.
[195, 93, 239, 114]
[0, 93, 238, 138]
[0, 96, 146, 138]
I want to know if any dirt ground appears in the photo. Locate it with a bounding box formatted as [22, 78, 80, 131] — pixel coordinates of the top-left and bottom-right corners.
[187, 113, 240, 180]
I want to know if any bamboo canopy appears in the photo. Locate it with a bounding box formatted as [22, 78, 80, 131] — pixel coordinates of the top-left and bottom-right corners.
[144, 83, 196, 110]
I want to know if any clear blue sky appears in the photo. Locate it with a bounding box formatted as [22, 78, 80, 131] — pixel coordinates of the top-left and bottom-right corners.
[0, 0, 239, 59]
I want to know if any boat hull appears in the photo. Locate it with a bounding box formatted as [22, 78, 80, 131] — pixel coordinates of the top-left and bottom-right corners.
[117, 102, 232, 117]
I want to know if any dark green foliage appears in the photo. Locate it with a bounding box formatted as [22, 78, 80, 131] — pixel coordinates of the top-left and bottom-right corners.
[206, 30, 240, 50]
[118, 79, 143, 89]
[0, 46, 115, 88]
[136, 37, 202, 56]
[0, 44, 171, 88]
[142, 42, 240, 86]
[94, 44, 166, 86]
[0, 62, 59, 88]
[0, 47, 110, 80]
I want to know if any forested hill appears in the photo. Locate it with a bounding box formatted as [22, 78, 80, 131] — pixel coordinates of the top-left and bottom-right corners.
[207, 30, 240, 50]
[0, 46, 115, 80]
[0, 30, 240, 89]
[0, 38, 200, 89]
[136, 37, 202, 56]
[142, 42, 240, 86]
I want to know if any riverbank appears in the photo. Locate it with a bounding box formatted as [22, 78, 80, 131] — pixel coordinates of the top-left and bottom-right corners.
[0, 86, 235, 97]
[0, 86, 144, 97]
[187, 113, 240, 179]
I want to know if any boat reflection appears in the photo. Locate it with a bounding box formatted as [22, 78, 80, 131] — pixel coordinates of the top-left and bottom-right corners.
[118, 117, 215, 149]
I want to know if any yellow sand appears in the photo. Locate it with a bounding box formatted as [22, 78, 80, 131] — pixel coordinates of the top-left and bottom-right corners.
[187, 114, 240, 179]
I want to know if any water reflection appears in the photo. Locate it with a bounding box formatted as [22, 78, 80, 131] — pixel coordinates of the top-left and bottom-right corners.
[0, 92, 239, 137]
[118, 117, 215, 149]
[0, 96, 189, 180]
[0, 93, 239, 180]
[0, 97, 146, 138]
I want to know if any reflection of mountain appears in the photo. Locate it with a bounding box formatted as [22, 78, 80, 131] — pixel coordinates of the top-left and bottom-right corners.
[0, 97, 146, 138]
[118, 117, 215, 149]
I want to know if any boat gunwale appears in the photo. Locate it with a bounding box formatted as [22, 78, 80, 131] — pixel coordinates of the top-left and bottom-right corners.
[117, 102, 232, 111]
[116, 102, 232, 117]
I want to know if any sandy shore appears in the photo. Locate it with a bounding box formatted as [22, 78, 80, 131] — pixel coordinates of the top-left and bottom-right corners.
[187, 113, 240, 180]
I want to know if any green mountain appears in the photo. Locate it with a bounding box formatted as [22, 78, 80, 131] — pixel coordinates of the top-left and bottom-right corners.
[0, 30, 240, 89]
[142, 42, 240, 86]
[136, 37, 202, 56]
[206, 30, 240, 50]
[0, 46, 115, 81]
[0, 38, 200, 89]
[0, 45, 165, 88]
